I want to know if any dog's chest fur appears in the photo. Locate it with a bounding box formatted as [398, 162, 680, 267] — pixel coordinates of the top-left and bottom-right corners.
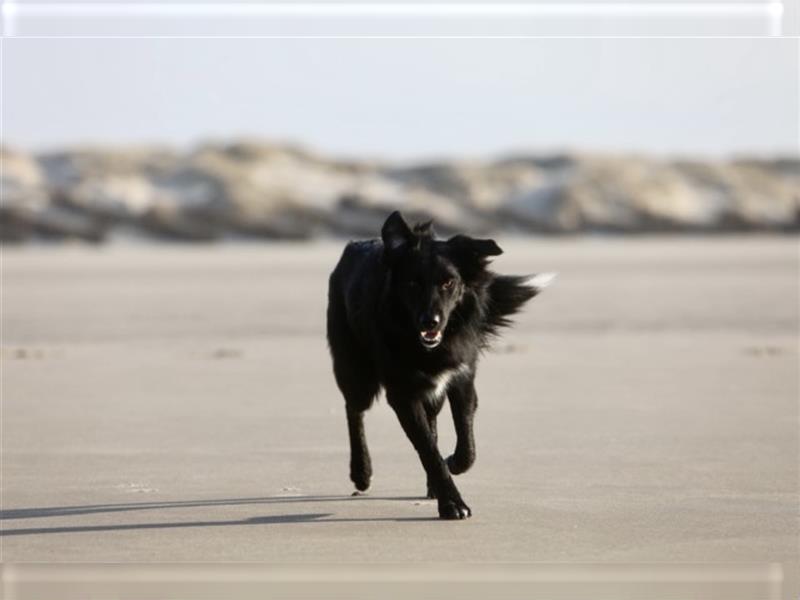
[421, 363, 471, 403]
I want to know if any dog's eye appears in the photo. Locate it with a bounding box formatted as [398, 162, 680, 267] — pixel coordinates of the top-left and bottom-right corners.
[442, 278, 456, 291]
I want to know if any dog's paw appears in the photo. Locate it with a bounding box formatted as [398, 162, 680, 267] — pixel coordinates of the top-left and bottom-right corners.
[425, 483, 436, 499]
[438, 497, 472, 520]
[351, 472, 371, 492]
[446, 453, 473, 475]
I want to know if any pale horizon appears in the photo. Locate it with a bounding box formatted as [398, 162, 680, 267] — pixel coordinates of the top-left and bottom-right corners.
[3, 38, 797, 161]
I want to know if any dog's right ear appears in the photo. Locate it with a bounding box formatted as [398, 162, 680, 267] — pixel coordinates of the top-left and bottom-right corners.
[381, 211, 413, 259]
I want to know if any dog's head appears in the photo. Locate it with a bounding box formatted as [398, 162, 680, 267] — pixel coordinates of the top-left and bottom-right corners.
[381, 211, 502, 350]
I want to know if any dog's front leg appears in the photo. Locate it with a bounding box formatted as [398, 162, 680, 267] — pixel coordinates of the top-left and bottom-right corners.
[446, 377, 477, 475]
[387, 392, 471, 520]
[425, 406, 438, 499]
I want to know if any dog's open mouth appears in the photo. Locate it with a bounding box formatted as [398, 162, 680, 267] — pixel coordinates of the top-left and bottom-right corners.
[420, 329, 443, 348]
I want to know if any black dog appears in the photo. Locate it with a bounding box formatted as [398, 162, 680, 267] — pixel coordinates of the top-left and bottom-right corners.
[326, 211, 552, 519]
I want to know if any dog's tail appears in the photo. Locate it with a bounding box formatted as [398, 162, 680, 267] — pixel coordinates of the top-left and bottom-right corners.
[484, 273, 556, 336]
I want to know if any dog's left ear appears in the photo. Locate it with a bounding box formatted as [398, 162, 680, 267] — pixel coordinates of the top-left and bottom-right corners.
[446, 235, 503, 282]
[447, 235, 503, 258]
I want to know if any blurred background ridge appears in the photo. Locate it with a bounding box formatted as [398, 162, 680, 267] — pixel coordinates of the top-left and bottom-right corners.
[2, 142, 798, 242]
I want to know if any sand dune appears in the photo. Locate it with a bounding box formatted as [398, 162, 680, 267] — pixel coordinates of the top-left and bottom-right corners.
[2, 143, 798, 242]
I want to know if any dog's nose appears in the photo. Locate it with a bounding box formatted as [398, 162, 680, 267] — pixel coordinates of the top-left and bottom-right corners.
[420, 313, 441, 331]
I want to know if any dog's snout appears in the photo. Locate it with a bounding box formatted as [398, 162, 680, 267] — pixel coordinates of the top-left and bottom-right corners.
[420, 313, 441, 331]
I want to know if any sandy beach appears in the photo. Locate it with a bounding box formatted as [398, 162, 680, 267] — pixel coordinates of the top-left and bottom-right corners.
[1, 237, 797, 590]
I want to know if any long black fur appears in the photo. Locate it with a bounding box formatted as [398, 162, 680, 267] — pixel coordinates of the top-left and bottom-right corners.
[326, 211, 543, 519]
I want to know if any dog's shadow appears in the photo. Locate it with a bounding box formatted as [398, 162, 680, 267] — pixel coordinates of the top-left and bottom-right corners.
[0, 495, 438, 536]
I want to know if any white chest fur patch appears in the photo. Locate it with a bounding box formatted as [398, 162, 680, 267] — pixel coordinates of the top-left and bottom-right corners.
[424, 363, 471, 402]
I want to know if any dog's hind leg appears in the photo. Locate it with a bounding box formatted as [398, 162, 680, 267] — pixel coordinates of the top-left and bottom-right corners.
[345, 402, 374, 493]
[446, 377, 478, 475]
[332, 351, 377, 493]
[327, 301, 378, 493]
[332, 353, 378, 493]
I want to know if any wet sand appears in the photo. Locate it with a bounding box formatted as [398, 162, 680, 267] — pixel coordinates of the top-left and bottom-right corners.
[1, 238, 797, 572]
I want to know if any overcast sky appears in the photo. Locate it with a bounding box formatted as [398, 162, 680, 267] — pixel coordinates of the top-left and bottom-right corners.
[3, 38, 797, 160]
